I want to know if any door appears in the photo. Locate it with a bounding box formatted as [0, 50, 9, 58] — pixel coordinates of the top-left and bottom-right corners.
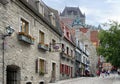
[51, 63, 56, 82]
[6, 65, 20, 84]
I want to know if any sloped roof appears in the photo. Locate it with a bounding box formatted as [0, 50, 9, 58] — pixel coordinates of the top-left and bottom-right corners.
[72, 16, 83, 27]
[19, 0, 62, 36]
[60, 6, 85, 17]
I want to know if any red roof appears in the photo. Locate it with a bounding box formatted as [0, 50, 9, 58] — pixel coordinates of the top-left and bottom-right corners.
[79, 28, 88, 33]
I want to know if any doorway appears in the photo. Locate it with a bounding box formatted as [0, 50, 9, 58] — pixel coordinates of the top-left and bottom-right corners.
[6, 65, 20, 84]
[51, 62, 56, 82]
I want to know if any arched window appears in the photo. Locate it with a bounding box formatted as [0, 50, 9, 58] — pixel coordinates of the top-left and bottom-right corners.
[26, 82, 32, 84]
[6, 65, 20, 84]
[39, 81, 44, 84]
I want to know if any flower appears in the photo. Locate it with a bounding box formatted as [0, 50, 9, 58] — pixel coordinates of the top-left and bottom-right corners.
[18, 32, 35, 40]
[39, 70, 45, 76]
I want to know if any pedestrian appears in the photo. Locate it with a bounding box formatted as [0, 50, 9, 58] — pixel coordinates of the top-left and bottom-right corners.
[107, 70, 110, 76]
[117, 68, 120, 75]
[96, 70, 100, 76]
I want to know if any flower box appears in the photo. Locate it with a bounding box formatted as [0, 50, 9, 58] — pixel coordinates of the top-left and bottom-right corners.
[18, 32, 35, 44]
[38, 43, 49, 51]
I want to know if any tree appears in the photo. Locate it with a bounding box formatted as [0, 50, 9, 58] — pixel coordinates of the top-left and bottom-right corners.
[97, 21, 120, 68]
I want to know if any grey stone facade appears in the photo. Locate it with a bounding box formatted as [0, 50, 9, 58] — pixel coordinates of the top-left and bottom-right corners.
[0, 0, 98, 84]
[60, 6, 98, 76]
[0, 0, 62, 84]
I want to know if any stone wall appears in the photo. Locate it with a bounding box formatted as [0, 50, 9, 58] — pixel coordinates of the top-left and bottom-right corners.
[0, 1, 61, 84]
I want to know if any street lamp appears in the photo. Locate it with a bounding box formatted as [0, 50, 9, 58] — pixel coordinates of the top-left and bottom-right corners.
[2, 26, 14, 84]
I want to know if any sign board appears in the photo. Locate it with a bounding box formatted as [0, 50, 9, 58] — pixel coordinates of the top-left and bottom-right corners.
[51, 43, 62, 52]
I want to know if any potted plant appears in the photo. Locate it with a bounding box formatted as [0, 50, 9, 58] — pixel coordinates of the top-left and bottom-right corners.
[39, 70, 45, 76]
[18, 32, 35, 44]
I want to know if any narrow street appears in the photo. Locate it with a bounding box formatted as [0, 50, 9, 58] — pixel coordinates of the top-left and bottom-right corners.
[49, 74, 120, 84]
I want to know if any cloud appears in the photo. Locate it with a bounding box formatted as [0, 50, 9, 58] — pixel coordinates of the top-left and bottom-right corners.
[43, 0, 120, 26]
[105, 0, 120, 3]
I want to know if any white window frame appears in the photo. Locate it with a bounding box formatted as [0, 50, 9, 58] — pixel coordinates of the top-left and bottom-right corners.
[39, 30, 45, 43]
[19, 16, 30, 34]
[36, 57, 47, 74]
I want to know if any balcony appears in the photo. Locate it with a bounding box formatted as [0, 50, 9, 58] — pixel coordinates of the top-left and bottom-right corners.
[18, 32, 35, 44]
[38, 43, 49, 51]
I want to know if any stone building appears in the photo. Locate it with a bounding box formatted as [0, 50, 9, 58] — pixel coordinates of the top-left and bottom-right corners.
[60, 7, 98, 75]
[60, 22, 76, 79]
[60, 6, 85, 26]
[0, 0, 63, 84]
[0, 0, 99, 84]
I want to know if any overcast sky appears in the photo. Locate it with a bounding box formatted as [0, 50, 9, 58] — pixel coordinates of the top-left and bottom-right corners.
[43, 0, 120, 27]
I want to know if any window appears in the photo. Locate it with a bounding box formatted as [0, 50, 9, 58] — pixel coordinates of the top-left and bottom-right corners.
[7, 65, 20, 84]
[39, 59, 46, 72]
[39, 3, 44, 16]
[83, 57, 85, 64]
[26, 82, 32, 84]
[78, 41, 80, 47]
[66, 47, 69, 55]
[20, 18, 29, 34]
[39, 82, 44, 84]
[49, 13, 56, 26]
[62, 44, 65, 52]
[36, 58, 47, 74]
[52, 17, 56, 26]
[39, 31, 44, 44]
[52, 39, 56, 48]
[60, 64, 66, 74]
[71, 50, 73, 57]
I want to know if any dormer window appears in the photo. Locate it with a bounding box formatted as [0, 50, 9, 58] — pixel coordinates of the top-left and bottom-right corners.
[36, 1, 44, 16]
[49, 12, 56, 26]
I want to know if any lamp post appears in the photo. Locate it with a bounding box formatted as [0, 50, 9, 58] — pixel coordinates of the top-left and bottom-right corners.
[2, 26, 14, 84]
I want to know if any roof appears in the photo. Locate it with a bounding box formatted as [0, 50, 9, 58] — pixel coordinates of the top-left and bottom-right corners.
[19, 0, 62, 36]
[60, 6, 85, 17]
[72, 16, 83, 27]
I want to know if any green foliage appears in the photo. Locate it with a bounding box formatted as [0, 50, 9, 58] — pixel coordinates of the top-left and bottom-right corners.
[39, 70, 45, 76]
[97, 21, 120, 67]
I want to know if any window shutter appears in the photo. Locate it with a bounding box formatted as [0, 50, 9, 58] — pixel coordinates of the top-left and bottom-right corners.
[69, 66, 70, 75]
[67, 65, 68, 74]
[71, 67, 73, 77]
[68, 66, 69, 75]
[63, 64, 65, 74]
[44, 60, 48, 73]
[60, 64, 62, 73]
[36, 58, 40, 73]
[66, 66, 68, 74]
[65, 65, 67, 74]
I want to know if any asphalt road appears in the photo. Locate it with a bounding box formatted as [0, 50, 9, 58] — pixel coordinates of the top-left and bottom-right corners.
[49, 74, 120, 84]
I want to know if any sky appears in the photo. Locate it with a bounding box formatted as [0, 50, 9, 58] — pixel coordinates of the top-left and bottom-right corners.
[43, 0, 120, 27]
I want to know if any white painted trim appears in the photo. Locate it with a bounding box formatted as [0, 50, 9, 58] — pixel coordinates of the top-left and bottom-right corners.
[39, 30, 45, 43]
[38, 57, 46, 60]
[51, 60, 57, 64]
